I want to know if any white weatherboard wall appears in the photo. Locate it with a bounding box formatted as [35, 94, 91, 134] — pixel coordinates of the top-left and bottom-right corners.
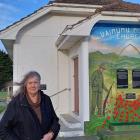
[57, 50, 70, 113]
[13, 13, 84, 114]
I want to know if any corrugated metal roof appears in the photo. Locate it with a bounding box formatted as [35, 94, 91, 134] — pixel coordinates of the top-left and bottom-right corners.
[55, 0, 122, 5]
[55, 0, 140, 12]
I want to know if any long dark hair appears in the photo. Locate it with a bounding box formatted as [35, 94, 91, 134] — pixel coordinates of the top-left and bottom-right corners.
[15, 71, 41, 96]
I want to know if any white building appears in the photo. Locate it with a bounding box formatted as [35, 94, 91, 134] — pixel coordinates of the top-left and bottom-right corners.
[1, 0, 140, 137]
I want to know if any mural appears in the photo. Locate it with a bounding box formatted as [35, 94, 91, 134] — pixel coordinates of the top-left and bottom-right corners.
[85, 23, 140, 135]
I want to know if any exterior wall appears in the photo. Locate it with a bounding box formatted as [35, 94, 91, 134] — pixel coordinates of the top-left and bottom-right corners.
[69, 39, 89, 123]
[12, 4, 140, 121]
[85, 22, 140, 135]
[56, 12, 140, 120]
[13, 13, 84, 114]
[64, 13, 140, 36]
[69, 42, 80, 117]
[57, 50, 70, 113]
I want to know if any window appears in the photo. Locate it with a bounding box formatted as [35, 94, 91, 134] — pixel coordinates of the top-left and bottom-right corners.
[132, 69, 140, 88]
[117, 69, 128, 88]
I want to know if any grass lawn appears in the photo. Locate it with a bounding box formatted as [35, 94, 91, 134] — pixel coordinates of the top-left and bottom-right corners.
[0, 92, 7, 100]
[0, 106, 6, 113]
[0, 92, 7, 113]
[85, 115, 106, 135]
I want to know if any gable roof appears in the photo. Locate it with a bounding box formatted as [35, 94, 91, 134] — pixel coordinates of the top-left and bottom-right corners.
[1, 0, 140, 37]
[0, 4, 50, 33]
[54, 0, 122, 5]
[54, 0, 140, 12]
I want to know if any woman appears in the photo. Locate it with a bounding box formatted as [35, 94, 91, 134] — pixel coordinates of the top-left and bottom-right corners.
[0, 71, 60, 140]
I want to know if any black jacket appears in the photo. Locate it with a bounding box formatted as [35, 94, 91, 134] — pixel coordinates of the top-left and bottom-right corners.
[0, 91, 60, 140]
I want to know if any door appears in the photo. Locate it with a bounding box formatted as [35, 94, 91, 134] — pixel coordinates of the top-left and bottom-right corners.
[73, 57, 79, 115]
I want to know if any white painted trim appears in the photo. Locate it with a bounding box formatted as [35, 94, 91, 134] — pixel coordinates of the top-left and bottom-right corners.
[0, 4, 97, 39]
[56, 13, 140, 49]
[2, 1, 140, 40]
[64, 14, 140, 36]
[52, 2, 102, 8]
[101, 11, 140, 17]
[79, 38, 90, 123]
[57, 35, 69, 49]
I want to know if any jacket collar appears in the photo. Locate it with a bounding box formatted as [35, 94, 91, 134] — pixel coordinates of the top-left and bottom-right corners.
[19, 90, 44, 107]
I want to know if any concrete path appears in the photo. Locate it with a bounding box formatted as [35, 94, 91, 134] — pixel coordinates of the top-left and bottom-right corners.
[56, 136, 100, 140]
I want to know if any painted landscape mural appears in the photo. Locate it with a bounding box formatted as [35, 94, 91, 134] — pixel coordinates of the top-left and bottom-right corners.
[85, 23, 140, 135]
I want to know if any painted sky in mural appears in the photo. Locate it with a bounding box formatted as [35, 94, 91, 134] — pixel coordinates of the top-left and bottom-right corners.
[90, 23, 140, 58]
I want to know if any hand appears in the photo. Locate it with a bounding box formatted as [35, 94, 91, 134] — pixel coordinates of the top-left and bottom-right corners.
[42, 132, 54, 140]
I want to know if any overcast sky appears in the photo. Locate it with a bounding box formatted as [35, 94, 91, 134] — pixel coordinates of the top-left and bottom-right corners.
[0, 0, 140, 52]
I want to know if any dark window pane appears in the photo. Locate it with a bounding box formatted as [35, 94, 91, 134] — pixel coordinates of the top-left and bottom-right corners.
[40, 84, 47, 90]
[117, 69, 128, 88]
[132, 69, 140, 88]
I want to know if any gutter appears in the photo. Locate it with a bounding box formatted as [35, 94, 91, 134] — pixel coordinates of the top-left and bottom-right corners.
[56, 10, 140, 49]
[102, 11, 140, 17]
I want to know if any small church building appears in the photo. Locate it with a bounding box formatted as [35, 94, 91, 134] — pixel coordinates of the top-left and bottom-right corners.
[1, 0, 140, 138]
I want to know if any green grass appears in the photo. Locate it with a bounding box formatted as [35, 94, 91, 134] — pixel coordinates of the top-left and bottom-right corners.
[0, 92, 7, 100]
[0, 106, 6, 113]
[0, 92, 7, 113]
[85, 115, 107, 135]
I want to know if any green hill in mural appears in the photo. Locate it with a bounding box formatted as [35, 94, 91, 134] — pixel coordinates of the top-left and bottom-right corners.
[89, 51, 140, 76]
[87, 51, 140, 135]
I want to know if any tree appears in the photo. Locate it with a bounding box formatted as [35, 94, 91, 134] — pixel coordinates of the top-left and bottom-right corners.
[0, 50, 13, 90]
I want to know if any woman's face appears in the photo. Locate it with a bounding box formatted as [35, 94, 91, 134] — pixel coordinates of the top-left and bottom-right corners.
[26, 76, 40, 95]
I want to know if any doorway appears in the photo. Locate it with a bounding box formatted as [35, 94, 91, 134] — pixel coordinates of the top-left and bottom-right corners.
[73, 57, 79, 115]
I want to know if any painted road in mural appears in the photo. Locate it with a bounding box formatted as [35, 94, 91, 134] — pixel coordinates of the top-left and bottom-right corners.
[85, 23, 140, 136]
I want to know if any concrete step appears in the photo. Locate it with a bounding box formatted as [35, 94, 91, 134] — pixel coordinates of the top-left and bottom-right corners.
[58, 120, 84, 137]
[56, 135, 100, 140]
[60, 114, 82, 129]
